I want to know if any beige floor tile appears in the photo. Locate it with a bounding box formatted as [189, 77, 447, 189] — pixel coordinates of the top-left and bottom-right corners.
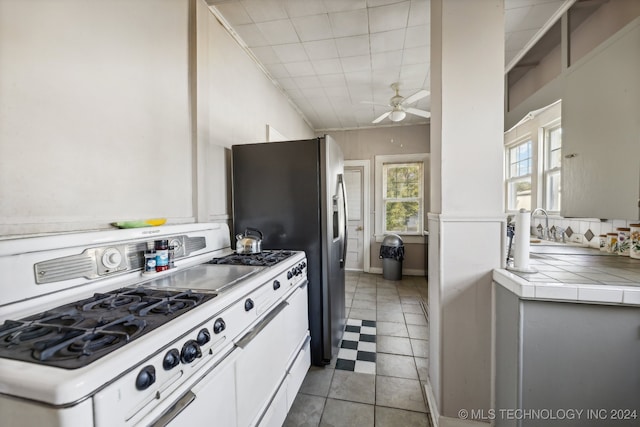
[407, 324, 429, 340]
[284, 393, 326, 427]
[348, 308, 377, 321]
[376, 353, 418, 380]
[377, 335, 413, 356]
[410, 339, 429, 358]
[300, 366, 335, 397]
[320, 398, 375, 427]
[328, 370, 376, 404]
[376, 321, 409, 337]
[376, 376, 427, 413]
[414, 357, 429, 382]
[404, 312, 428, 326]
[375, 406, 430, 427]
[376, 310, 405, 323]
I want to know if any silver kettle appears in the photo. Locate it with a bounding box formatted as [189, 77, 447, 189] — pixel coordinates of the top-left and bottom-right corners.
[235, 228, 263, 254]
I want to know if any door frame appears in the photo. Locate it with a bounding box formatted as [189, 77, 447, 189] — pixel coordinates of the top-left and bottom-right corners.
[344, 160, 371, 273]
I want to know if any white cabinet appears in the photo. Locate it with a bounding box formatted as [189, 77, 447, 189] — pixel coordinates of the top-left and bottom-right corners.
[235, 281, 310, 427]
[562, 20, 640, 219]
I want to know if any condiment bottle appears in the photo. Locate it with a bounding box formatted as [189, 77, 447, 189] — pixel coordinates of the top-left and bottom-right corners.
[155, 240, 169, 272]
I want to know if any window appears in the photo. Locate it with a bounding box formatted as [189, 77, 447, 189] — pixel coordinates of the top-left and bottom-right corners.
[375, 154, 428, 241]
[383, 163, 422, 233]
[544, 125, 562, 212]
[506, 140, 532, 211]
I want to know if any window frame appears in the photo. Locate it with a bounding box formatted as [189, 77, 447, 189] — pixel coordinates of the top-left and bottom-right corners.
[505, 137, 533, 212]
[374, 153, 429, 244]
[542, 121, 562, 214]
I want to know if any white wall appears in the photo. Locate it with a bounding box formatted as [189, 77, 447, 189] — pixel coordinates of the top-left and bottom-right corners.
[0, 0, 314, 236]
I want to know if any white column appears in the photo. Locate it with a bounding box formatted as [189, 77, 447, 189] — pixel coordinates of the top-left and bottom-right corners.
[427, 1, 505, 426]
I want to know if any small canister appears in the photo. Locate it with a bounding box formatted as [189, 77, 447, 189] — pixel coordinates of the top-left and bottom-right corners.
[598, 234, 607, 252]
[630, 224, 640, 260]
[617, 227, 631, 256]
[155, 239, 169, 272]
[606, 233, 618, 253]
[144, 250, 156, 272]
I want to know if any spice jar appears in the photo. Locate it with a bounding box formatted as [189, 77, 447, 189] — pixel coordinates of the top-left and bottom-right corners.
[616, 227, 631, 256]
[606, 233, 618, 253]
[598, 234, 607, 252]
[154, 239, 169, 272]
[144, 250, 156, 272]
[630, 224, 640, 260]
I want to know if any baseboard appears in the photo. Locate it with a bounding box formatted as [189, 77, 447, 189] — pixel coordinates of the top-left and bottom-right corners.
[424, 380, 490, 427]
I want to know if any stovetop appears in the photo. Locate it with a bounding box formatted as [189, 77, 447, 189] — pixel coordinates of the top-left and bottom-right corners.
[207, 250, 294, 267]
[0, 287, 216, 369]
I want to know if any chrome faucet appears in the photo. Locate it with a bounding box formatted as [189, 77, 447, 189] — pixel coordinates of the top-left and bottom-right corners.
[531, 208, 549, 240]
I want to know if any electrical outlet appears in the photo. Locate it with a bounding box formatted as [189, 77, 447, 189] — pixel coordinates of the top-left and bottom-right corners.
[571, 233, 584, 244]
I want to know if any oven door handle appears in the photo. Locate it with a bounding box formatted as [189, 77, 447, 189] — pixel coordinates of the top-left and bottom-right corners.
[234, 299, 288, 349]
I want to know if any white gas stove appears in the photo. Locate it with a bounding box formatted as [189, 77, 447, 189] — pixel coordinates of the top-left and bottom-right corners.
[0, 223, 310, 427]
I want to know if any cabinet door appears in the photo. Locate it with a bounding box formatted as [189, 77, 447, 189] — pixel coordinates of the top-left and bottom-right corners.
[562, 23, 640, 219]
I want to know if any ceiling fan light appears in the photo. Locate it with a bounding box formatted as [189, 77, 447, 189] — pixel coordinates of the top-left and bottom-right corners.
[389, 110, 406, 122]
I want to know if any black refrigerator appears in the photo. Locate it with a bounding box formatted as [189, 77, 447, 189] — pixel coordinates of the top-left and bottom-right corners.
[231, 135, 347, 366]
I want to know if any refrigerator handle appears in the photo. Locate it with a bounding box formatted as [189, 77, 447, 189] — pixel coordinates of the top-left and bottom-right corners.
[338, 174, 348, 268]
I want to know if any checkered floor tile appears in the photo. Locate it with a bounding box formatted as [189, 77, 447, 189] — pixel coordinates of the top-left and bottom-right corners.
[335, 319, 377, 374]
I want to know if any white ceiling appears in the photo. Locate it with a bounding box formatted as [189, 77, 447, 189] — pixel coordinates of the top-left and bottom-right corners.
[206, 0, 572, 131]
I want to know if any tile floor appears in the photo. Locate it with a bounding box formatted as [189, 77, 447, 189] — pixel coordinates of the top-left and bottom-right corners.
[284, 271, 432, 427]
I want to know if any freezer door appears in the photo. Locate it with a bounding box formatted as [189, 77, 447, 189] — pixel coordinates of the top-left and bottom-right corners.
[320, 135, 346, 362]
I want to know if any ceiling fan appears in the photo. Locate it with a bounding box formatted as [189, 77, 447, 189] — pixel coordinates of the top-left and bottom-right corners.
[368, 83, 430, 124]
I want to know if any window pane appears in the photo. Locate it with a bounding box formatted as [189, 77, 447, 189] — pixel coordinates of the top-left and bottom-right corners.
[509, 141, 532, 178]
[385, 165, 420, 198]
[385, 201, 420, 233]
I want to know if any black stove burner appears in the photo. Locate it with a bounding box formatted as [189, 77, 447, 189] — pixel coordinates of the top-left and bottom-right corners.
[207, 250, 294, 267]
[0, 287, 216, 369]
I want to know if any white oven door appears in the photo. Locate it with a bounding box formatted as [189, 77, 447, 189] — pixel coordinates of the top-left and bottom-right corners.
[148, 347, 240, 427]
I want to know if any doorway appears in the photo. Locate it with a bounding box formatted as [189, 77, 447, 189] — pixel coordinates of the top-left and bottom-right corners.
[344, 160, 370, 272]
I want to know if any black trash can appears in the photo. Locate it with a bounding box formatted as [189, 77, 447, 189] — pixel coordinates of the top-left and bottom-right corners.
[379, 234, 404, 280]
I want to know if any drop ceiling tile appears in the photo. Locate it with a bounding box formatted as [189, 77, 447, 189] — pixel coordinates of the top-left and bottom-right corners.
[291, 14, 334, 42]
[284, 87, 304, 99]
[370, 29, 406, 53]
[324, 86, 350, 98]
[505, 6, 533, 33]
[341, 55, 372, 73]
[344, 71, 372, 85]
[317, 73, 347, 87]
[284, 0, 328, 17]
[300, 87, 329, 99]
[272, 43, 309, 62]
[257, 20, 299, 45]
[371, 68, 401, 88]
[372, 50, 403, 68]
[235, 23, 269, 47]
[328, 9, 369, 38]
[367, 0, 408, 7]
[408, 0, 429, 26]
[335, 35, 370, 57]
[313, 58, 343, 75]
[524, 2, 566, 29]
[240, 0, 288, 22]
[284, 61, 316, 76]
[212, 2, 252, 25]
[404, 25, 429, 48]
[293, 75, 322, 88]
[323, 0, 367, 13]
[402, 46, 428, 65]
[303, 39, 340, 60]
[266, 63, 290, 78]
[369, 1, 411, 33]
[251, 46, 281, 64]
[276, 77, 297, 89]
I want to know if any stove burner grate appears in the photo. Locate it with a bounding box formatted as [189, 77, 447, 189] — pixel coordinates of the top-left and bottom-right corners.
[0, 287, 216, 369]
[207, 250, 294, 267]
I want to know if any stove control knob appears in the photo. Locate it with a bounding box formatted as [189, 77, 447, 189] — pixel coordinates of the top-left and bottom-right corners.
[244, 298, 254, 311]
[287, 271, 293, 280]
[135, 365, 156, 390]
[213, 318, 226, 334]
[180, 340, 202, 364]
[273, 280, 281, 290]
[102, 248, 122, 269]
[163, 349, 180, 370]
[196, 328, 210, 346]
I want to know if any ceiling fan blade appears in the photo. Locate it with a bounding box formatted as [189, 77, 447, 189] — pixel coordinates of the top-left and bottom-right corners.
[372, 111, 391, 124]
[403, 89, 430, 105]
[405, 107, 430, 118]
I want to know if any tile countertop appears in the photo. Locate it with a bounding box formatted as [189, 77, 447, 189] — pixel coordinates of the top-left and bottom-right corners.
[494, 248, 640, 306]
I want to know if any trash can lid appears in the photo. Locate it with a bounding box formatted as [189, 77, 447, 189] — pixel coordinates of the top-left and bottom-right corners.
[381, 233, 403, 247]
